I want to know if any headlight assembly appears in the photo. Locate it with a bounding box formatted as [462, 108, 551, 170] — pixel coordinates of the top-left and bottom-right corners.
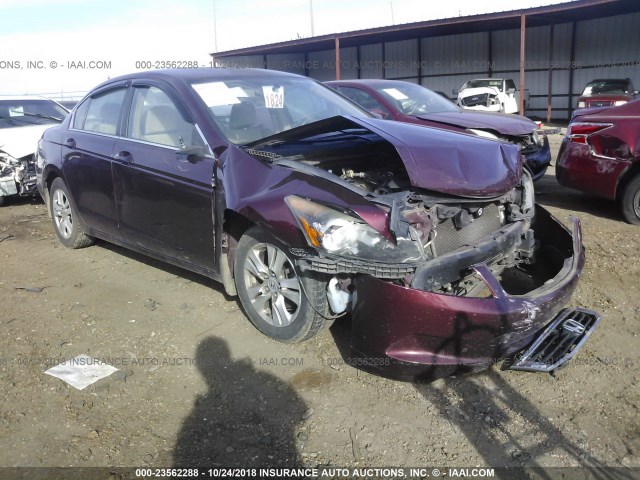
[285, 195, 423, 263]
[532, 129, 545, 147]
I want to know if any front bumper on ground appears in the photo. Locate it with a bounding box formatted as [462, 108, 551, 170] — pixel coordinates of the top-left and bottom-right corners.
[347, 206, 598, 381]
[506, 307, 601, 373]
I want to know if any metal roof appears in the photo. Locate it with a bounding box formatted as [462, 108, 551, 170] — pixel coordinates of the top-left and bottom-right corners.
[211, 0, 640, 58]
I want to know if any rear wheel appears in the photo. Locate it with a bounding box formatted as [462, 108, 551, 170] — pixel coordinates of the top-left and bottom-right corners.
[234, 226, 329, 342]
[49, 177, 94, 248]
[621, 174, 640, 225]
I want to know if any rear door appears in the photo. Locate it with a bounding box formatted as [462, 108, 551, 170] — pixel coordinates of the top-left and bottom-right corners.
[111, 82, 216, 269]
[63, 85, 127, 236]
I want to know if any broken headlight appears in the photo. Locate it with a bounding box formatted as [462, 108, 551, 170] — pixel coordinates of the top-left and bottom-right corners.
[532, 129, 544, 147]
[285, 195, 422, 263]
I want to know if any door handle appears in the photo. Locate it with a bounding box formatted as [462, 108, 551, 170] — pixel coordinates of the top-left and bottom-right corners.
[113, 151, 133, 163]
[64, 138, 76, 149]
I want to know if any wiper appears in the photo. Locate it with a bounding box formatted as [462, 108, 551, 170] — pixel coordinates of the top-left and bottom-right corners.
[21, 112, 63, 122]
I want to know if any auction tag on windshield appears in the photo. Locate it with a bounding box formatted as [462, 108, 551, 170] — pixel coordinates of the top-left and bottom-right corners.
[382, 88, 408, 100]
[9, 106, 24, 117]
[263, 86, 284, 108]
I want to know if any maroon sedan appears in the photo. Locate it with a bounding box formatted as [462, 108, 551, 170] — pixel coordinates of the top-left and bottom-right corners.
[576, 78, 637, 109]
[326, 79, 551, 180]
[36, 69, 599, 381]
[557, 99, 640, 225]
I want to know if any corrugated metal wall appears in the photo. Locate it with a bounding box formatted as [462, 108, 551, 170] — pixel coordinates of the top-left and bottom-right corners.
[220, 11, 640, 120]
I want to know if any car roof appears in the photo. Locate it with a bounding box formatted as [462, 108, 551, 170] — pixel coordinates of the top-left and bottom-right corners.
[587, 78, 631, 82]
[94, 68, 302, 90]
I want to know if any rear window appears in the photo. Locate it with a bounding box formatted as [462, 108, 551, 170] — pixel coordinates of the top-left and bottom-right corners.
[0, 99, 67, 129]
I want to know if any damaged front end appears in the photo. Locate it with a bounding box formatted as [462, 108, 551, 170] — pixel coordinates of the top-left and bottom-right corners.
[0, 149, 37, 205]
[253, 116, 599, 381]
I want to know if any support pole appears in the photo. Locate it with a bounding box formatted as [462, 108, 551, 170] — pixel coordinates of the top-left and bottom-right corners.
[546, 23, 555, 123]
[335, 37, 341, 80]
[519, 14, 526, 116]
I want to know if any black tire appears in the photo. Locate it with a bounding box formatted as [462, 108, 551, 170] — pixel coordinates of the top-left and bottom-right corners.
[621, 174, 640, 225]
[234, 226, 329, 343]
[49, 177, 94, 248]
[0, 196, 5, 207]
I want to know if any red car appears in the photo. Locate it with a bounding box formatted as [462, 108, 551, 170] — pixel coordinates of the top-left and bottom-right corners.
[556, 99, 640, 224]
[576, 78, 637, 109]
[326, 79, 551, 180]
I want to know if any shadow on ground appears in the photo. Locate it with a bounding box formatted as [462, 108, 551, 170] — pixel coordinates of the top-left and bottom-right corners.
[416, 369, 631, 479]
[173, 336, 306, 467]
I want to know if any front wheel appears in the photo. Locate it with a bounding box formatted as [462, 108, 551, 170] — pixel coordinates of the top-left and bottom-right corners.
[621, 174, 640, 225]
[49, 177, 94, 248]
[234, 226, 329, 342]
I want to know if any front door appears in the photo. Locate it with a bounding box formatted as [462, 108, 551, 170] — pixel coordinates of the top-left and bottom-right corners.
[112, 84, 216, 270]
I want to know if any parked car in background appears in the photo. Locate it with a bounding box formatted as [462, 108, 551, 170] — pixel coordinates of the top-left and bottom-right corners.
[326, 79, 550, 180]
[37, 69, 599, 381]
[0, 96, 68, 205]
[557, 99, 640, 225]
[455, 78, 529, 114]
[576, 78, 637, 109]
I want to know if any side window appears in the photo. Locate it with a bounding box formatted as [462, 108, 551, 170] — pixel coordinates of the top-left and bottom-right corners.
[72, 98, 91, 130]
[506, 79, 516, 91]
[338, 87, 390, 115]
[127, 86, 205, 149]
[82, 88, 127, 135]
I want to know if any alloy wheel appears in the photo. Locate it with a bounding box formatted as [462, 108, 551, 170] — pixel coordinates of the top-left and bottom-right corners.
[52, 189, 73, 239]
[242, 243, 302, 327]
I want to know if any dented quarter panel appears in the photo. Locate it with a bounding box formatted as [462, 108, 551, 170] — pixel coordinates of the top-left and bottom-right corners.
[217, 144, 391, 246]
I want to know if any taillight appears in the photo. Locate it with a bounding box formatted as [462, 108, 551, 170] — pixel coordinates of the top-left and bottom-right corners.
[567, 122, 612, 144]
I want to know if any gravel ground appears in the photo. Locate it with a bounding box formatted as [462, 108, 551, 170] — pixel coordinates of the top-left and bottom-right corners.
[0, 128, 638, 474]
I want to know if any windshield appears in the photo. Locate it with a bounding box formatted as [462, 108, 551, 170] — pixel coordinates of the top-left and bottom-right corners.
[191, 76, 369, 145]
[462, 79, 504, 91]
[0, 99, 68, 129]
[582, 80, 630, 95]
[374, 83, 458, 115]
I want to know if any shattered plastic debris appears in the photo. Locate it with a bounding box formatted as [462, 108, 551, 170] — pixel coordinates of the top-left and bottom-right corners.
[44, 354, 119, 390]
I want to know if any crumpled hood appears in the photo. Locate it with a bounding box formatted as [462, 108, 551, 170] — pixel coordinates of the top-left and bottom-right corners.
[459, 86, 501, 98]
[0, 125, 52, 158]
[357, 117, 522, 197]
[249, 116, 522, 199]
[414, 111, 535, 136]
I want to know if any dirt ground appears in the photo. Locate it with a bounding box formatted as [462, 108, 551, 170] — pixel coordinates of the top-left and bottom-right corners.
[0, 129, 639, 474]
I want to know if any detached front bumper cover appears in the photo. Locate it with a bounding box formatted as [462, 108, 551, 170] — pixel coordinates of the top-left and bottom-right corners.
[506, 307, 601, 373]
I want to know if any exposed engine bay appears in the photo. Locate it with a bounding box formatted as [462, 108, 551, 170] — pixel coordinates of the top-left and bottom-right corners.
[313, 157, 552, 302]
[0, 150, 37, 204]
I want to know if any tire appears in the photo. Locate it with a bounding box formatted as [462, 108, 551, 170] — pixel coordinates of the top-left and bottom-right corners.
[49, 177, 94, 248]
[621, 174, 640, 225]
[0, 196, 5, 207]
[234, 226, 329, 343]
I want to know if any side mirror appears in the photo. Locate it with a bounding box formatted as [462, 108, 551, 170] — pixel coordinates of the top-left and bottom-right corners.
[452, 89, 459, 95]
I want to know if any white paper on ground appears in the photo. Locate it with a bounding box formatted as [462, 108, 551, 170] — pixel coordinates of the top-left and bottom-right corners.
[44, 354, 119, 390]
